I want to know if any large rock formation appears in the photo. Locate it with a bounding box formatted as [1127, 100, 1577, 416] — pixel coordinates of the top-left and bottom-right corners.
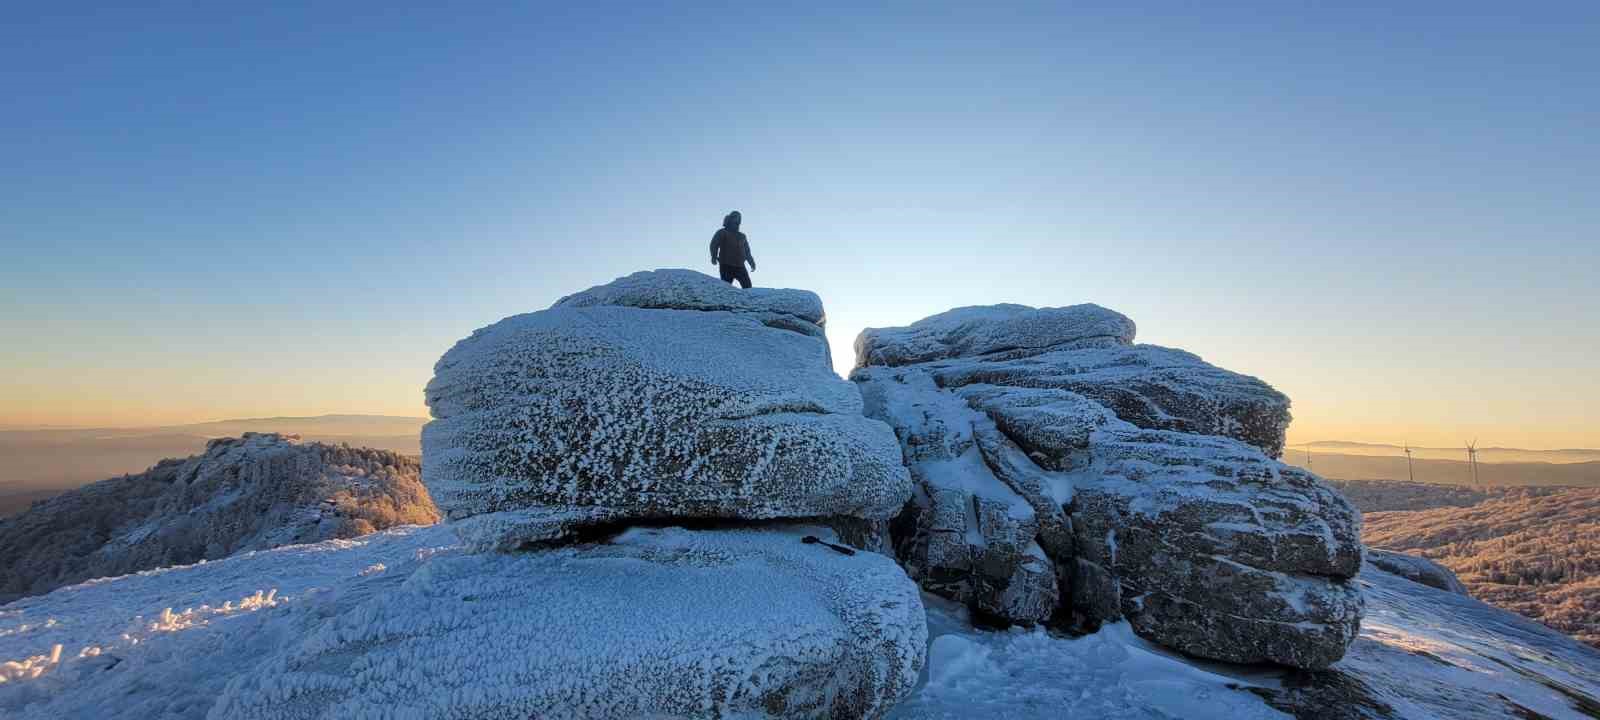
[408, 270, 927, 717]
[212, 525, 925, 720]
[0, 433, 438, 603]
[853, 303, 1363, 669]
[423, 269, 913, 551]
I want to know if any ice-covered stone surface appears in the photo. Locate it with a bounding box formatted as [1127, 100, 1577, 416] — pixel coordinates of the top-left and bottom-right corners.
[1069, 429, 1364, 669]
[423, 270, 911, 550]
[555, 268, 827, 335]
[854, 303, 1136, 367]
[0, 524, 929, 720]
[212, 525, 925, 720]
[0, 433, 438, 604]
[854, 303, 1363, 668]
[1365, 549, 1470, 595]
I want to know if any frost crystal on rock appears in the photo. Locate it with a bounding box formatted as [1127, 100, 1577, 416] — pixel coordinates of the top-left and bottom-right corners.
[423, 269, 913, 551]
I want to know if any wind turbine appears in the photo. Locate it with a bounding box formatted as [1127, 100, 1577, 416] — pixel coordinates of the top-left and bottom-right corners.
[1404, 443, 1415, 483]
[1466, 439, 1480, 487]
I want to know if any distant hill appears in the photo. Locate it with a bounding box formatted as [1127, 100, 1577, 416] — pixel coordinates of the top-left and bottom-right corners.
[1360, 485, 1600, 649]
[1285, 452, 1600, 488]
[0, 433, 438, 603]
[1300, 441, 1600, 465]
[0, 415, 425, 517]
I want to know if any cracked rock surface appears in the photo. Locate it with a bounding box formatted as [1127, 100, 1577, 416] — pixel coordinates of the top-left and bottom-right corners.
[854, 303, 1364, 669]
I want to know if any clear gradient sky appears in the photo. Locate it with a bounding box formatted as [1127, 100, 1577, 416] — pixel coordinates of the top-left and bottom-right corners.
[3, 3, 1597, 448]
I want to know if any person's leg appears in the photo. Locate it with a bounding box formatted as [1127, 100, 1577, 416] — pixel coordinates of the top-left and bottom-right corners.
[719, 264, 738, 285]
[733, 266, 752, 289]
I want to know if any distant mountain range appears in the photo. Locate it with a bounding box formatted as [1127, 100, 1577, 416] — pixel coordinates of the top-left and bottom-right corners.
[5, 414, 1599, 518]
[1296, 440, 1600, 465]
[0, 414, 426, 517]
[1284, 444, 1600, 488]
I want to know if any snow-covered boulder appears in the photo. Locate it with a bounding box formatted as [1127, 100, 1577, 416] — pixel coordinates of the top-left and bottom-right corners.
[1068, 431, 1363, 669]
[555, 267, 828, 339]
[211, 525, 926, 720]
[1365, 548, 1470, 595]
[422, 270, 912, 551]
[854, 304, 1364, 668]
[419, 270, 908, 550]
[857, 304, 1292, 459]
[0, 433, 438, 603]
[853, 303, 1136, 367]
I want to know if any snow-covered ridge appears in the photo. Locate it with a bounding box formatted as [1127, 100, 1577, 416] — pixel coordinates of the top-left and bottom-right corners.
[0, 432, 437, 604]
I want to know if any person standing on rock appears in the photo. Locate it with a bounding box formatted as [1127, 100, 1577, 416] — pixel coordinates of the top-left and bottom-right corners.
[710, 210, 756, 288]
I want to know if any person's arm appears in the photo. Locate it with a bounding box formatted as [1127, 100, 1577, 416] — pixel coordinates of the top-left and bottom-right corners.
[743, 235, 756, 271]
[710, 231, 721, 265]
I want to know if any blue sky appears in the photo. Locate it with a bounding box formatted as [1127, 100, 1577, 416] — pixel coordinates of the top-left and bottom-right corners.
[2, 3, 1596, 447]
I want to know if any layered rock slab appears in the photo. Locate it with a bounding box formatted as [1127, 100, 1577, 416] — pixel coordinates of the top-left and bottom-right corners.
[423, 270, 912, 551]
[854, 303, 1364, 668]
[1068, 429, 1364, 669]
[212, 525, 927, 720]
[857, 304, 1292, 459]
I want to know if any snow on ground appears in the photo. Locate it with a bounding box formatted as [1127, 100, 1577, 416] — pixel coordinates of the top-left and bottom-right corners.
[1, 524, 925, 720]
[5, 523, 1599, 720]
[0, 525, 458, 718]
[889, 594, 1288, 719]
[1330, 565, 1600, 719]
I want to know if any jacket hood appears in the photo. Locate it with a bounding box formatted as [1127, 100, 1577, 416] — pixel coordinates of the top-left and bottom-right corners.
[723, 211, 741, 230]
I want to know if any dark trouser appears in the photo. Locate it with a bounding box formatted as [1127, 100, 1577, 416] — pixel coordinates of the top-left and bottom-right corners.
[719, 263, 752, 289]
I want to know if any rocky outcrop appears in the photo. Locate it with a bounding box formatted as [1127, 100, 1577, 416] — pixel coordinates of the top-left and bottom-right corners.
[0, 433, 438, 603]
[854, 303, 1363, 669]
[1365, 548, 1470, 595]
[213, 525, 925, 720]
[423, 269, 912, 551]
[855, 304, 1292, 458]
[410, 270, 927, 717]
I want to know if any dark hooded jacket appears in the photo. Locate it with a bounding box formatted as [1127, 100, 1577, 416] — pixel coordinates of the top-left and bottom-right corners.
[710, 213, 753, 267]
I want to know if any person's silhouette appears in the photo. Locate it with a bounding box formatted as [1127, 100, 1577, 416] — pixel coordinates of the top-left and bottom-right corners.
[709, 211, 756, 289]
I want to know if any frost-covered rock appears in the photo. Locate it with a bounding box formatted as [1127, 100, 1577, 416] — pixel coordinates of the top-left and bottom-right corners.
[859, 304, 1292, 459]
[423, 270, 911, 551]
[555, 268, 828, 338]
[854, 303, 1136, 366]
[854, 304, 1363, 668]
[1365, 548, 1470, 595]
[1068, 430, 1364, 669]
[212, 525, 926, 720]
[0, 433, 438, 603]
